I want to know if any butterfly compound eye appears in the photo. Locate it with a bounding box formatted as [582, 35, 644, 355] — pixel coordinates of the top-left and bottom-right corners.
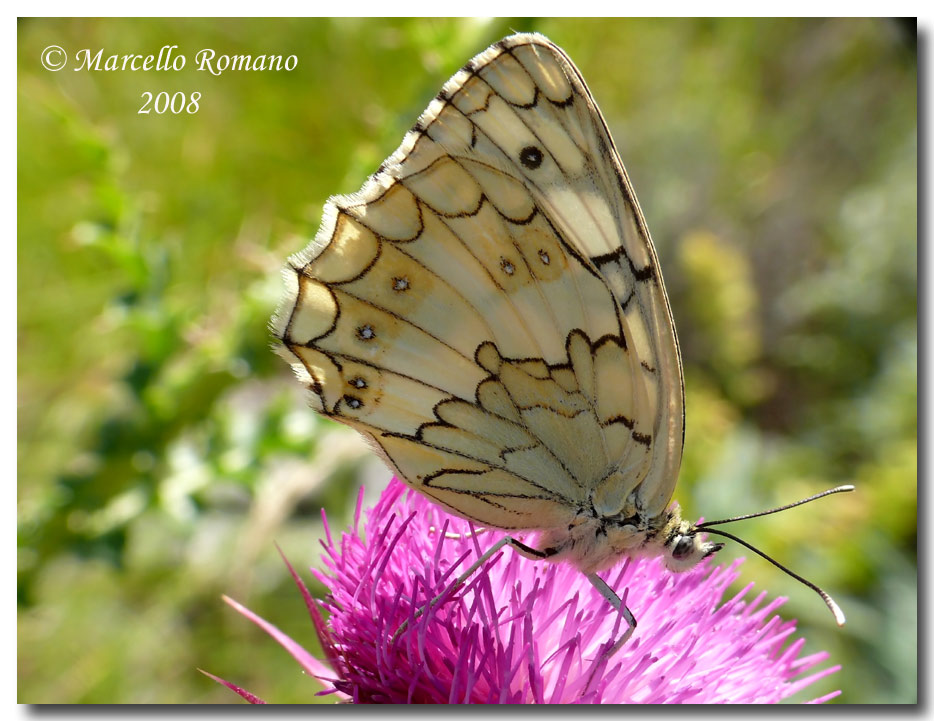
[671, 535, 695, 561]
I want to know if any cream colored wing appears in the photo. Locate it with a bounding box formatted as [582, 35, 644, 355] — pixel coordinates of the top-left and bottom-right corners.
[272, 33, 683, 529]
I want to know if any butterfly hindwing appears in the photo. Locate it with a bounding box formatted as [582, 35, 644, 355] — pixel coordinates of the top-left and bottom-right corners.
[273, 33, 684, 531]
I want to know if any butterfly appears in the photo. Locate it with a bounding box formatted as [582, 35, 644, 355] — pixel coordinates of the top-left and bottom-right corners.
[272, 32, 850, 646]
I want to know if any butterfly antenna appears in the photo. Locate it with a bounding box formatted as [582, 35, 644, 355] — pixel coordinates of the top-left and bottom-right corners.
[696, 485, 854, 527]
[696, 485, 853, 626]
[699, 525, 846, 626]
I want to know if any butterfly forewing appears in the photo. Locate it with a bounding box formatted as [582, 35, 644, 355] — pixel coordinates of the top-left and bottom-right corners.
[274, 33, 684, 534]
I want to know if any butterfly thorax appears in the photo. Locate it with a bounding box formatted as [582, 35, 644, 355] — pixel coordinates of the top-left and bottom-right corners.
[537, 504, 723, 575]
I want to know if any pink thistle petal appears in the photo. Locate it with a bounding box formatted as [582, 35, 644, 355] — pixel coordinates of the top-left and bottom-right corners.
[223, 478, 843, 703]
[275, 543, 346, 687]
[198, 669, 266, 704]
[221, 595, 339, 692]
[806, 689, 843, 704]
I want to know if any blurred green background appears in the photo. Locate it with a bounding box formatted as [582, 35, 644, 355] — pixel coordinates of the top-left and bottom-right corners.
[18, 18, 916, 704]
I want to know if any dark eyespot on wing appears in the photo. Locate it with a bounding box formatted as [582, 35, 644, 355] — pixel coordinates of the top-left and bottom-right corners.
[519, 145, 543, 169]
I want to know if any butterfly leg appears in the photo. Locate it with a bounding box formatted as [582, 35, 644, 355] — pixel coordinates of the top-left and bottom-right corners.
[581, 572, 637, 693]
[585, 572, 637, 650]
[391, 536, 557, 644]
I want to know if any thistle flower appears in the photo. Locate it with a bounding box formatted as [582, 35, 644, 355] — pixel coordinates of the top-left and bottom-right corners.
[216, 477, 841, 703]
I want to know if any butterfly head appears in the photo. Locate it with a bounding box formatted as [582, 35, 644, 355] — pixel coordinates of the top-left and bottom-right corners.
[661, 515, 724, 573]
